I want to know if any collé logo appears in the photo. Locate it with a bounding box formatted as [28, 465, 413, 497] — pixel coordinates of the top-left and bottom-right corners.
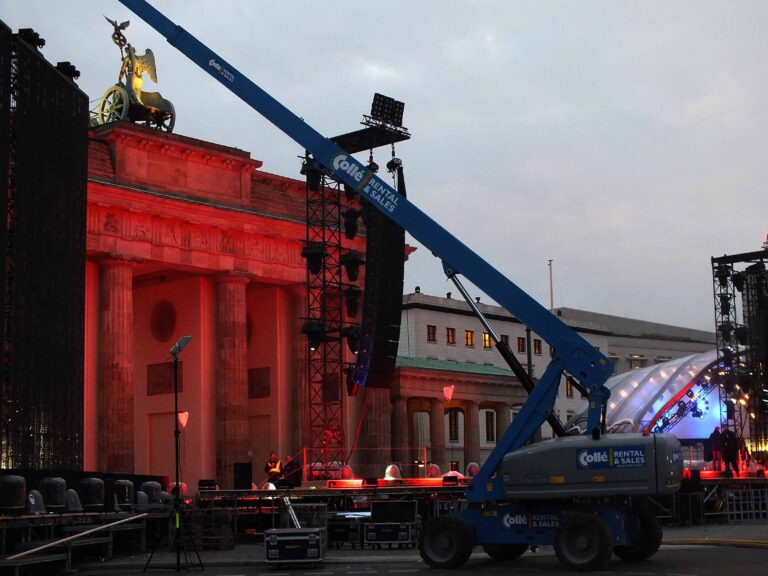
[576, 446, 647, 469]
[207, 58, 235, 83]
[502, 513, 527, 528]
[332, 154, 365, 183]
[577, 448, 610, 469]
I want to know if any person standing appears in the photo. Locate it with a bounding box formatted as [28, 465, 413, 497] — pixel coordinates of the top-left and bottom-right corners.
[281, 455, 302, 488]
[721, 426, 739, 475]
[709, 426, 723, 472]
[264, 451, 282, 484]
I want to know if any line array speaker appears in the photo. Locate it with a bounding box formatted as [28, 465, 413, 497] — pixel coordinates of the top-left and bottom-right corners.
[349, 167, 406, 391]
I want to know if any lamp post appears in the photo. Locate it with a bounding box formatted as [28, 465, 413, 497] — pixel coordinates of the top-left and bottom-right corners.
[171, 335, 191, 572]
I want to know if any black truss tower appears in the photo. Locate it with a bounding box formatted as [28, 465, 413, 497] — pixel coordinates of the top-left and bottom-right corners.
[300, 100, 410, 477]
[0, 23, 88, 469]
[302, 168, 347, 477]
[741, 261, 768, 450]
[712, 249, 768, 451]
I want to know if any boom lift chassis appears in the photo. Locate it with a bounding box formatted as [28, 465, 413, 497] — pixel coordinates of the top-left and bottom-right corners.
[118, 1, 683, 570]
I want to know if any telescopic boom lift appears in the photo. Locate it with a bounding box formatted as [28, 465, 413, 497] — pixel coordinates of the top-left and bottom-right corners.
[117, 1, 683, 570]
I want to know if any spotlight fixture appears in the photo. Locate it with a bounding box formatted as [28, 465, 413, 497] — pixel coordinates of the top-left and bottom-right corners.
[342, 326, 361, 354]
[343, 183, 358, 201]
[301, 242, 326, 275]
[344, 286, 361, 317]
[718, 322, 734, 341]
[55, 61, 80, 80]
[340, 251, 365, 281]
[17, 29, 45, 49]
[300, 157, 321, 191]
[719, 294, 731, 315]
[345, 364, 359, 396]
[386, 157, 402, 173]
[368, 160, 379, 173]
[342, 209, 361, 239]
[715, 265, 731, 287]
[301, 321, 327, 351]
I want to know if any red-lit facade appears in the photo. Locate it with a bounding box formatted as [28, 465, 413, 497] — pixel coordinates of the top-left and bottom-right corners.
[84, 121, 365, 489]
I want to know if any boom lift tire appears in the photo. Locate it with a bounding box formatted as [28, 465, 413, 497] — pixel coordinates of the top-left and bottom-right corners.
[554, 512, 613, 571]
[419, 516, 474, 569]
[482, 543, 529, 561]
[613, 509, 662, 562]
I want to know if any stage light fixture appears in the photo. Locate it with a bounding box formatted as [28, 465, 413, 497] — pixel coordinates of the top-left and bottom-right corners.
[342, 209, 361, 239]
[715, 265, 731, 287]
[368, 160, 379, 173]
[342, 326, 361, 354]
[302, 321, 327, 351]
[718, 323, 734, 341]
[732, 272, 745, 292]
[301, 157, 321, 191]
[370, 93, 405, 127]
[17, 29, 45, 49]
[719, 294, 731, 315]
[301, 242, 326, 275]
[340, 251, 364, 281]
[721, 347, 734, 365]
[345, 364, 359, 396]
[344, 286, 361, 317]
[55, 61, 80, 80]
[343, 183, 357, 201]
[386, 157, 402, 173]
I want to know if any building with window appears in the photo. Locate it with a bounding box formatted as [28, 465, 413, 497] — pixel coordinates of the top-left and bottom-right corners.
[394, 290, 715, 473]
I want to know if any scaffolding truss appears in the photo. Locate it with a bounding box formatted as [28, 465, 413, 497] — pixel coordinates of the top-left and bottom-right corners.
[712, 249, 768, 451]
[303, 168, 347, 478]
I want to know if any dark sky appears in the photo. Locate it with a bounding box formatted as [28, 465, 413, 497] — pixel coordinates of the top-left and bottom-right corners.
[6, 1, 767, 331]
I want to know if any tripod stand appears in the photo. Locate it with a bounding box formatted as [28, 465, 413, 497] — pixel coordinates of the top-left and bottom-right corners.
[144, 336, 203, 572]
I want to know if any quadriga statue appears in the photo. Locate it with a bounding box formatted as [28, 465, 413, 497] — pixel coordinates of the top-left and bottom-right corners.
[96, 17, 175, 132]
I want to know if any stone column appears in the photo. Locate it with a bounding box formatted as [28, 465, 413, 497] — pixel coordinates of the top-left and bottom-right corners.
[391, 397, 410, 472]
[98, 258, 135, 473]
[429, 398, 446, 473]
[463, 400, 481, 468]
[215, 274, 249, 488]
[358, 387, 392, 479]
[495, 402, 512, 442]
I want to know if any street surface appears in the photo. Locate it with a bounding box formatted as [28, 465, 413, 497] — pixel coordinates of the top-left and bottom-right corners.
[78, 545, 768, 576]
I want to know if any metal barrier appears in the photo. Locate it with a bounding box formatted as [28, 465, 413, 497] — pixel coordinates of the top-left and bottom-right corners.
[727, 488, 768, 522]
